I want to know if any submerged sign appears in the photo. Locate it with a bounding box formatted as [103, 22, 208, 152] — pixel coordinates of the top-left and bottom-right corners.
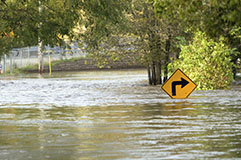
[161, 69, 197, 99]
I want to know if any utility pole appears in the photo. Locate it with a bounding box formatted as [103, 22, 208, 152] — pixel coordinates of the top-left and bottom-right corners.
[38, 40, 44, 74]
[38, 0, 44, 74]
[10, 53, 13, 74]
[3, 54, 6, 74]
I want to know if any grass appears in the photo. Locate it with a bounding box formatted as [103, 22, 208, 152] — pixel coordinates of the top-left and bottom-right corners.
[18, 64, 39, 73]
[51, 57, 84, 66]
[10, 57, 85, 74]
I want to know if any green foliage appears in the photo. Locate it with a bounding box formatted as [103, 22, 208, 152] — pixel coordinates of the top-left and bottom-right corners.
[86, 0, 183, 68]
[169, 31, 236, 90]
[153, 0, 241, 35]
[153, 0, 241, 56]
[80, 0, 131, 48]
[51, 57, 84, 66]
[0, 0, 129, 55]
[153, 0, 241, 82]
[230, 26, 241, 40]
[0, 0, 82, 55]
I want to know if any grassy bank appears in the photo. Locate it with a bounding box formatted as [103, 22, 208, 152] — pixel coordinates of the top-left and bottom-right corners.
[16, 57, 84, 73]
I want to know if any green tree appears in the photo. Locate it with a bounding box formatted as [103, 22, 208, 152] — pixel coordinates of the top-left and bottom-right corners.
[80, 0, 131, 48]
[169, 31, 236, 90]
[0, 0, 83, 73]
[85, 0, 184, 85]
[131, 1, 181, 85]
[0, 0, 130, 73]
[153, 0, 241, 79]
[126, 0, 183, 85]
[0, 0, 81, 50]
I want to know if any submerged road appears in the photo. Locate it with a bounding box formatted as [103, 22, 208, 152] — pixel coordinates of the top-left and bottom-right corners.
[0, 69, 241, 159]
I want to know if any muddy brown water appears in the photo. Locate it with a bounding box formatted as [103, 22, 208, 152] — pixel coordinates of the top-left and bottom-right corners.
[0, 69, 241, 159]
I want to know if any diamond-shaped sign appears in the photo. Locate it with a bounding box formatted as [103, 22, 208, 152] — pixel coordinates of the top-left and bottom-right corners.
[161, 69, 197, 99]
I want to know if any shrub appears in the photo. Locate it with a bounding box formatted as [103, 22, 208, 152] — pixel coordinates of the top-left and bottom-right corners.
[169, 31, 236, 90]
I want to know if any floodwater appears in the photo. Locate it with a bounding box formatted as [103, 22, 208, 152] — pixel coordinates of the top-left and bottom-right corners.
[0, 69, 240, 160]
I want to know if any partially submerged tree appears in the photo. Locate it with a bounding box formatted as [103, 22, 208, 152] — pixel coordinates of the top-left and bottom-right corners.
[84, 0, 183, 85]
[153, 0, 241, 79]
[130, 1, 178, 85]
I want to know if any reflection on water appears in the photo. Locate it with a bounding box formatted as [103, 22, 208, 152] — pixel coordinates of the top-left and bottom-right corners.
[0, 69, 241, 159]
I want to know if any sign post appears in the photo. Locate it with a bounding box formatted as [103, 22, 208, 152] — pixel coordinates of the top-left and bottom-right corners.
[161, 69, 197, 99]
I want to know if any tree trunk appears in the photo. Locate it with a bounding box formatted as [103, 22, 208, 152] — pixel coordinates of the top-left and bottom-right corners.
[164, 36, 171, 82]
[152, 61, 157, 85]
[156, 62, 161, 85]
[147, 65, 152, 85]
[38, 1, 44, 74]
[159, 62, 162, 84]
[164, 63, 168, 82]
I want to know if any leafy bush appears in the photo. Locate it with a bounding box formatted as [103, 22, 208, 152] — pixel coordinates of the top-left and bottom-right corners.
[169, 31, 236, 90]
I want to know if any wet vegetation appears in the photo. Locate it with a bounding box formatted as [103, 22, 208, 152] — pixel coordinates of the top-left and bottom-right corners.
[169, 31, 237, 90]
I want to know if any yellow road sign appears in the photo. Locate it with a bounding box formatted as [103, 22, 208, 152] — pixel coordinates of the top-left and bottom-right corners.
[161, 69, 197, 99]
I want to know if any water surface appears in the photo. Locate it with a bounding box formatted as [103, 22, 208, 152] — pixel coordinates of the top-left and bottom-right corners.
[0, 69, 241, 159]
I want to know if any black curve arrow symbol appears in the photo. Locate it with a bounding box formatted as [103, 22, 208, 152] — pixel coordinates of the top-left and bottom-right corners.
[172, 78, 189, 96]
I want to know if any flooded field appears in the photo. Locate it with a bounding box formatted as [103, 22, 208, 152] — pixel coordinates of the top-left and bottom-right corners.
[0, 69, 241, 159]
